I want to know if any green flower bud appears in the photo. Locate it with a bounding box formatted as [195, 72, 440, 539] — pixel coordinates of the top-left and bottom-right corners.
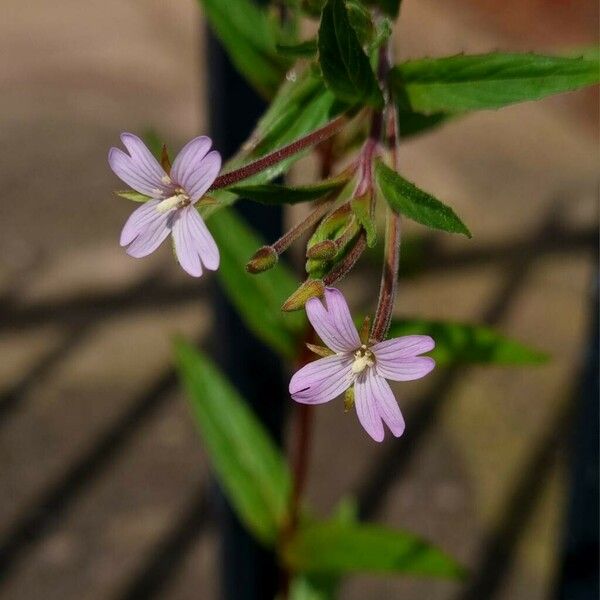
[246, 246, 278, 274]
[281, 279, 324, 312]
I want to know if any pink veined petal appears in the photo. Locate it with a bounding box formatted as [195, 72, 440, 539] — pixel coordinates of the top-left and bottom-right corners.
[172, 206, 219, 277]
[366, 370, 405, 438]
[120, 200, 172, 258]
[289, 354, 354, 405]
[109, 148, 165, 197]
[120, 133, 171, 192]
[305, 287, 361, 353]
[372, 336, 436, 381]
[354, 370, 385, 442]
[171, 137, 221, 202]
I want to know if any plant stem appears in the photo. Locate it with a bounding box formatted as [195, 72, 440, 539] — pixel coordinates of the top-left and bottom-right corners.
[271, 198, 334, 255]
[323, 231, 367, 285]
[371, 106, 402, 342]
[209, 115, 348, 190]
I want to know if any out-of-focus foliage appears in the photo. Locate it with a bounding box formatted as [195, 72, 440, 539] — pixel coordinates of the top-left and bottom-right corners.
[175, 341, 291, 544]
[388, 319, 549, 365]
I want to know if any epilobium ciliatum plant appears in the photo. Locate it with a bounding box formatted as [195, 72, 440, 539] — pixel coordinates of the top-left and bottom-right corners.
[109, 0, 598, 595]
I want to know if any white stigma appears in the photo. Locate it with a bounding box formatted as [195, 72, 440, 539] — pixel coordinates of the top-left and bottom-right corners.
[156, 193, 188, 213]
[351, 345, 374, 374]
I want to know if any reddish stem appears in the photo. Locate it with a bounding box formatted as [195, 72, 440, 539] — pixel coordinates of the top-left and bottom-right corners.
[209, 115, 348, 190]
[371, 107, 402, 342]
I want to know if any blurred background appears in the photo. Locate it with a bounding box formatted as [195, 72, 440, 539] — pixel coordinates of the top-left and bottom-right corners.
[0, 0, 597, 598]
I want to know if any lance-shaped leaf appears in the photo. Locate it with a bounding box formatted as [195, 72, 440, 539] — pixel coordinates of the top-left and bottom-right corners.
[229, 177, 347, 205]
[175, 341, 291, 545]
[318, 0, 384, 108]
[283, 521, 465, 578]
[388, 319, 549, 365]
[203, 70, 340, 218]
[197, 0, 290, 97]
[390, 51, 600, 114]
[209, 209, 306, 358]
[375, 159, 471, 237]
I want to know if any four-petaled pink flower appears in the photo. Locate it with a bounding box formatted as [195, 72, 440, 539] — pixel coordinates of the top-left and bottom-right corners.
[289, 288, 435, 442]
[109, 133, 221, 277]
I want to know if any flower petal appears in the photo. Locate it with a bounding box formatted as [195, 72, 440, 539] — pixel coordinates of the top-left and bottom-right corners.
[120, 132, 170, 188]
[171, 137, 221, 202]
[372, 336, 436, 381]
[109, 133, 172, 197]
[305, 287, 361, 353]
[367, 370, 405, 438]
[172, 206, 219, 277]
[354, 370, 385, 442]
[289, 354, 354, 405]
[120, 200, 172, 258]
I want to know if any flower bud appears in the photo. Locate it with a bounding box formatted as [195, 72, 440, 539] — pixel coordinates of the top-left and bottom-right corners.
[306, 239, 337, 260]
[281, 279, 324, 312]
[246, 246, 278, 274]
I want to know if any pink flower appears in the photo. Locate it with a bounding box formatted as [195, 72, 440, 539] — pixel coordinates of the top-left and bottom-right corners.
[289, 288, 435, 442]
[109, 133, 221, 277]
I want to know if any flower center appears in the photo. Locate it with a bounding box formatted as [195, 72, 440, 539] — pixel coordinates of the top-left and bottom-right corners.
[351, 344, 374, 374]
[156, 189, 190, 213]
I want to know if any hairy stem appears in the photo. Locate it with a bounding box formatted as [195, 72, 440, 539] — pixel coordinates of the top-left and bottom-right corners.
[371, 106, 402, 342]
[272, 198, 334, 255]
[210, 115, 348, 190]
[323, 231, 368, 285]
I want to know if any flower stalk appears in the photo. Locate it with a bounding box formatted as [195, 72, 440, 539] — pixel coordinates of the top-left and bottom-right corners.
[209, 115, 348, 191]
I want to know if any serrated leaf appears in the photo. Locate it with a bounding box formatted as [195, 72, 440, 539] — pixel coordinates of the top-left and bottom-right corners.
[175, 341, 291, 545]
[390, 51, 600, 114]
[375, 159, 471, 237]
[208, 209, 306, 358]
[388, 319, 549, 365]
[318, 0, 384, 108]
[115, 190, 150, 203]
[284, 521, 465, 578]
[197, 0, 290, 97]
[277, 40, 318, 59]
[230, 177, 347, 204]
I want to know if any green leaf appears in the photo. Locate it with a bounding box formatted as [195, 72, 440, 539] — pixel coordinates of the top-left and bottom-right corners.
[317, 0, 384, 108]
[345, 0, 375, 48]
[197, 0, 290, 97]
[175, 341, 291, 544]
[287, 576, 337, 600]
[390, 51, 600, 114]
[230, 177, 347, 205]
[397, 109, 454, 138]
[375, 159, 471, 237]
[388, 319, 549, 365]
[277, 40, 318, 59]
[351, 194, 377, 247]
[284, 521, 465, 578]
[203, 70, 340, 219]
[209, 209, 306, 358]
[115, 190, 150, 203]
